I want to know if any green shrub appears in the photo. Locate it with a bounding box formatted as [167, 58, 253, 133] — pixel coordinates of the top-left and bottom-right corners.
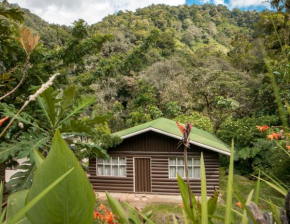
[235, 139, 275, 176]
[216, 115, 279, 147]
[174, 112, 214, 133]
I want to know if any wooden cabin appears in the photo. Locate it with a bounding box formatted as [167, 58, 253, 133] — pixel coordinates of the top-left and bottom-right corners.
[88, 118, 230, 195]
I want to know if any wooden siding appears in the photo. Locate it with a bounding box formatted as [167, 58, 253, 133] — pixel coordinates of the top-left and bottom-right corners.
[89, 131, 219, 195]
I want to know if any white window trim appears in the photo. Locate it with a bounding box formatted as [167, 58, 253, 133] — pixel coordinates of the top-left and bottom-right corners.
[96, 157, 127, 177]
[168, 157, 201, 179]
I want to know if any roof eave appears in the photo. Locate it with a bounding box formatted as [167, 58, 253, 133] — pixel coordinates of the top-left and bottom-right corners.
[118, 127, 231, 156]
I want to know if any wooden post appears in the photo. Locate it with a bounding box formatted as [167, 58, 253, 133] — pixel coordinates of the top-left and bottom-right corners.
[183, 145, 193, 208]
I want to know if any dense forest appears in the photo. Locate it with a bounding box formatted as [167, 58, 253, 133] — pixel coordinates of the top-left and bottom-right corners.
[1, 0, 290, 192]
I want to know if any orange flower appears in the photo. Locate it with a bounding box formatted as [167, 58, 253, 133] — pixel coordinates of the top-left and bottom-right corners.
[286, 146, 290, 151]
[255, 125, 269, 132]
[176, 121, 186, 134]
[179, 203, 184, 208]
[100, 204, 106, 210]
[0, 116, 9, 127]
[267, 132, 279, 141]
[105, 211, 115, 224]
[236, 202, 242, 209]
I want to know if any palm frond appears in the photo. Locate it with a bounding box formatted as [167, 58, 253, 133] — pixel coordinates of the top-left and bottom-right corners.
[60, 120, 96, 136]
[58, 96, 96, 125]
[57, 86, 77, 120]
[37, 87, 61, 127]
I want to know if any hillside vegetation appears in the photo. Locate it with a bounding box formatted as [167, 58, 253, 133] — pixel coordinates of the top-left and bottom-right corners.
[1, 1, 290, 184]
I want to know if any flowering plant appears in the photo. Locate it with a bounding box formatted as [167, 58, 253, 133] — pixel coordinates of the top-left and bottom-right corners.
[256, 125, 290, 151]
[93, 204, 117, 224]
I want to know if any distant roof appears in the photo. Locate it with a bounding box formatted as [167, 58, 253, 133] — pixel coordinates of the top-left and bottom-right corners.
[114, 118, 230, 156]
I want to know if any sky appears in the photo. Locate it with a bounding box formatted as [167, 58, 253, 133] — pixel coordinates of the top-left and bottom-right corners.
[8, 0, 270, 26]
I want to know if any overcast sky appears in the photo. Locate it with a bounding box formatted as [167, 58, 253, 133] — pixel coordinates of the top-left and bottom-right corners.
[8, 0, 269, 26]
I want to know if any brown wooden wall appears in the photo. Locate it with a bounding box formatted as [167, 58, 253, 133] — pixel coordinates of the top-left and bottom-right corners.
[89, 131, 219, 195]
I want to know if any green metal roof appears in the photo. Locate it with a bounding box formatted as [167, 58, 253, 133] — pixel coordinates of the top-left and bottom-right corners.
[114, 118, 230, 155]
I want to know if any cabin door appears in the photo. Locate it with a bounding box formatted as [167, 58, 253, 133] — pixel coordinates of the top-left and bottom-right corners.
[134, 158, 151, 192]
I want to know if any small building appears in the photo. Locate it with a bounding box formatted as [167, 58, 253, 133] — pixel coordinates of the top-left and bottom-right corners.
[89, 118, 230, 195]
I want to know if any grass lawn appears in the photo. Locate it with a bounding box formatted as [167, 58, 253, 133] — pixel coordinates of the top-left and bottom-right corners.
[140, 167, 285, 223]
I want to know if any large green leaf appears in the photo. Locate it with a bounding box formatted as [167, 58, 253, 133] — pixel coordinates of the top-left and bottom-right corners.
[8, 168, 74, 224]
[207, 188, 218, 223]
[25, 130, 95, 224]
[128, 208, 142, 224]
[33, 148, 45, 168]
[106, 192, 128, 224]
[177, 174, 197, 223]
[123, 202, 155, 224]
[6, 190, 31, 224]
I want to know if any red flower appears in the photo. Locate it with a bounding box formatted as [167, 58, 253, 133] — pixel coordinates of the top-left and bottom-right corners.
[255, 125, 269, 132]
[176, 121, 186, 134]
[0, 116, 9, 127]
[94, 211, 103, 220]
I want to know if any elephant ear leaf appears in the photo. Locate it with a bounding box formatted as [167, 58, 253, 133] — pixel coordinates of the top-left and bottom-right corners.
[6, 190, 31, 224]
[25, 130, 95, 224]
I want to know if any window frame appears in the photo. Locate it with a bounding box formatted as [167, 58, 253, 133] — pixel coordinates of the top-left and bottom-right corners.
[96, 157, 127, 177]
[168, 157, 201, 179]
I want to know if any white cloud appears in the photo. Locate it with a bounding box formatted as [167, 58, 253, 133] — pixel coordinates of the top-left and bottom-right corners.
[213, 0, 225, 5]
[228, 0, 270, 9]
[198, 0, 269, 9]
[9, 0, 186, 25]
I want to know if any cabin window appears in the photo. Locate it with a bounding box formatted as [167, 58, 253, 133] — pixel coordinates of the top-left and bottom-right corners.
[169, 158, 200, 178]
[97, 157, 126, 177]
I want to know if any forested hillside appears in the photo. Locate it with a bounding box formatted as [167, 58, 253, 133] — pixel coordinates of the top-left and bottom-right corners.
[1, 1, 290, 183]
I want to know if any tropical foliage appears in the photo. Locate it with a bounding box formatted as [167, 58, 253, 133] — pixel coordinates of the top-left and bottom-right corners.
[0, 0, 290, 223]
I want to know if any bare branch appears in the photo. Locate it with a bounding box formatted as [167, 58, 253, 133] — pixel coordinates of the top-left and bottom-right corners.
[0, 56, 30, 101]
